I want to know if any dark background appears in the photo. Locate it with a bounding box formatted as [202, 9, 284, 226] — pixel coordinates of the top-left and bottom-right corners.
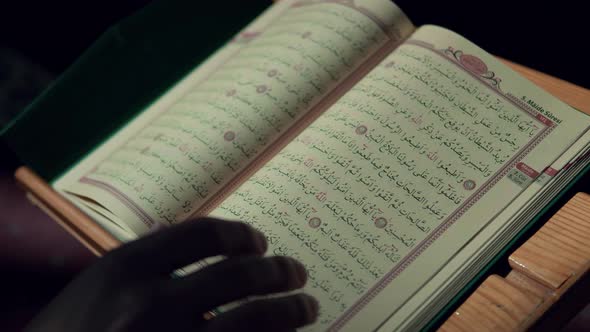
[1, 0, 588, 88]
[0, 0, 588, 331]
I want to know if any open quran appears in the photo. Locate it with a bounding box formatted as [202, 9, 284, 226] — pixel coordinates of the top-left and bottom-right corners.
[6, 1, 590, 330]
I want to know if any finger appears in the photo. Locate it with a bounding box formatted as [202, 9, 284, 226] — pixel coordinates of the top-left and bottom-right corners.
[163, 255, 307, 313]
[113, 218, 267, 274]
[204, 294, 319, 332]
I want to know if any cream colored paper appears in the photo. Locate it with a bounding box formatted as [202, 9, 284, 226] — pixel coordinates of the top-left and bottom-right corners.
[386, 127, 590, 332]
[55, 0, 413, 236]
[211, 25, 590, 331]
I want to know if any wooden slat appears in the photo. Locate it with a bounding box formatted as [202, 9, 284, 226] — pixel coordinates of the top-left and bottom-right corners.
[499, 58, 590, 115]
[509, 193, 590, 289]
[440, 275, 543, 332]
[505, 270, 554, 303]
[440, 193, 590, 331]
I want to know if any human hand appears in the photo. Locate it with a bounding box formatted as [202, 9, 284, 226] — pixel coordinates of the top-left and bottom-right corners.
[25, 218, 318, 332]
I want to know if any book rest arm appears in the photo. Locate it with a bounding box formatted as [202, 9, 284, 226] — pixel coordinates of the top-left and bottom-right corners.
[14, 167, 119, 256]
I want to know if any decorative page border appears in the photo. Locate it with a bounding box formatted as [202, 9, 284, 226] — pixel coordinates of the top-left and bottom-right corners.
[76, 0, 401, 230]
[328, 40, 554, 330]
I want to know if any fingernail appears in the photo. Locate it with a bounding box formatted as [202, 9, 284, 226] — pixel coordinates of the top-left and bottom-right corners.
[254, 231, 268, 254]
[300, 294, 319, 323]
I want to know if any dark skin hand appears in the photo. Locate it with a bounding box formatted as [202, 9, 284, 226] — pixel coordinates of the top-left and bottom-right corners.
[25, 218, 319, 332]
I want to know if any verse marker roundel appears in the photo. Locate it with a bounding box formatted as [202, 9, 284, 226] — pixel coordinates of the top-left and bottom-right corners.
[374, 217, 388, 229]
[308, 217, 321, 229]
[463, 180, 476, 190]
[224, 131, 236, 142]
[356, 125, 368, 135]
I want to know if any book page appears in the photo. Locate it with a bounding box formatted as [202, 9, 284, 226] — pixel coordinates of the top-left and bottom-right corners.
[386, 128, 590, 331]
[210, 25, 590, 331]
[54, 0, 414, 235]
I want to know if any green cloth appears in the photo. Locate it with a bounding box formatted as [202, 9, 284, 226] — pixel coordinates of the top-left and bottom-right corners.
[1, 0, 269, 181]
